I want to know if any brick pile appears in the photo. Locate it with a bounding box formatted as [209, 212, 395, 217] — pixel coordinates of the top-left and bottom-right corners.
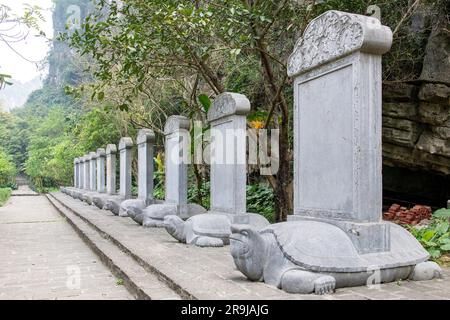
[383, 204, 432, 225]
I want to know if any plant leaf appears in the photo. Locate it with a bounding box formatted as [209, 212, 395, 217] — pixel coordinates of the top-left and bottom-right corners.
[422, 230, 436, 242]
[434, 208, 450, 218]
[198, 94, 211, 113]
[429, 249, 441, 259]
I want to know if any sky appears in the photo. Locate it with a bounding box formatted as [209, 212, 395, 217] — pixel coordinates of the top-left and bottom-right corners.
[0, 0, 54, 83]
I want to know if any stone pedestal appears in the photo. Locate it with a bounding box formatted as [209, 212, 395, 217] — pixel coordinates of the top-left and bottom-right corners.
[208, 93, 248, 219]
[137, 129, 155, 205]
[119, 137, 133, 199]
[136, 117, 206, 227]
[286, 10, 394, 254]
[89, 152, 97, 192]
[164, 116, 190, 216]
[106, 144, 117, 195]
[96, 148, 106, 193]
[163, 93, 269, 246]
[74, 158, 79, 188]
[229, 10, 441, 295]
[83, 154, 90, 190]
[79, 157, 85, 190]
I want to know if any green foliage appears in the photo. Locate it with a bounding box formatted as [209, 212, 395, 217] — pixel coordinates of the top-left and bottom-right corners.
[73, 107, 122, 152]
[153, 153, 166, 200]
[0, 188, 11, 207]
[25, 107, 82, 190]
[185, 180, 275, 222]
[409, 210, 450, 260]
[198, 94, 211, 113]
[434, 208, 450, 219]
[0, 148, 16, 187]
[188, 180, 211, 210]
[246, 184, 275, 223]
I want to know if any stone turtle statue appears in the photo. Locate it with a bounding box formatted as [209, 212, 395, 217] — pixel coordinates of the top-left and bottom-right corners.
[118, 199, 147, 217]
[230, 221, 442, 295]
[137, 203, 206, 227]
[103, 197, 126, 215]
[164, 213, 269, 247]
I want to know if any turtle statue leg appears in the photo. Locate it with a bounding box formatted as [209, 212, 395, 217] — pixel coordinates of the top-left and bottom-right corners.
[195, 236, 224, 247]
[143, 217, 165, 228]
[409, 261, 442, 281]
[280, 270, 336, 295]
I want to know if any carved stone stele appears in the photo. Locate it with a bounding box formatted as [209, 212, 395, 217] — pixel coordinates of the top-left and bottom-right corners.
[287, 10, 392, 77]
[207, 92, 251, 122]
[96, 148, 106, 158]
[164, 115, 190, 135]
[230, 10, 441, 295]
[106, 144, 117, 155]
[137, 129, 156, 145]
[119, 137, 133, 150]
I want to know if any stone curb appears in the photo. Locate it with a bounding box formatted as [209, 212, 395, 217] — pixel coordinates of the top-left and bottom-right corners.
[46, 193, 194, 300]
[46, 194, 182, 300]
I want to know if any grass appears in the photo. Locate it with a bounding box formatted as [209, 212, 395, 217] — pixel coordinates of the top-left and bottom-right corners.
[0, 187, 12, 207]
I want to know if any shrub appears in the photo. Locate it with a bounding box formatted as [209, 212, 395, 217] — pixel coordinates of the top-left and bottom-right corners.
[246, 184, 275, 223]
[0, 148, 16, 187]
[0, 188, 11, 206]
[408, 208, 450, 261]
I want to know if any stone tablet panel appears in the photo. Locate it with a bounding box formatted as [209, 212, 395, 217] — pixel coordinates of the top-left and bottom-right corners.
[208, 93, 249, 215]
[288, 10, 393, 253]
[164, 116, 190, 206]
[137, 129, 155, 203]
[297, 64, 354, 217]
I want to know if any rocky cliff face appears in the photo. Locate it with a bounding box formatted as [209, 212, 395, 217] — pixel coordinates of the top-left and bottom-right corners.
[382, 4, 449, 205]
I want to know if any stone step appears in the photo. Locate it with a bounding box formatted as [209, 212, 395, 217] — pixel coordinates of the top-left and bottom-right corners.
[46, 193, 182, 300]
[48, 192, 306, 300]
[47, 192, 450, 300]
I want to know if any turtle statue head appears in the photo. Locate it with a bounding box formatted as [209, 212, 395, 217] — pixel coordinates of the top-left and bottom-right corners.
[103, 200, 112, 210]
[92, 196, 104, 208]
[230, 224, 265, 281]
[127, 206, 142, 219]
[164, 215, 186, 243]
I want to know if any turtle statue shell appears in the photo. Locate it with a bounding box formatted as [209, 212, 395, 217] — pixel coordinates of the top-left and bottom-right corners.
[230, 220, 441, 294]
[266, 221, 429, 273]
[190, 214, 231, 238]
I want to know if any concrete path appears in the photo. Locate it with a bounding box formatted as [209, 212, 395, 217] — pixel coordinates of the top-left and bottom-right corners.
[11, 185, 38, 196]
[50, 192, 450, 300]
[0, 194, 132, 300]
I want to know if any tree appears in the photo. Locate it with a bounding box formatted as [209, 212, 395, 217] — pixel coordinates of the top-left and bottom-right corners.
[0, 4, 45, 89]
[0, 147, 16, 187]
[62, 0, 434, 221]
[63, 0, 312, 221]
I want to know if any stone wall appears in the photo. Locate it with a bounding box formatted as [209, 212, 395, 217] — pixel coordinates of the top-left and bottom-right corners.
[381, 8, 449, 205]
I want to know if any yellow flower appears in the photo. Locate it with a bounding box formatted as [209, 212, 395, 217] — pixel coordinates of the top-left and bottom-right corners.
[249, 120, 264, 129]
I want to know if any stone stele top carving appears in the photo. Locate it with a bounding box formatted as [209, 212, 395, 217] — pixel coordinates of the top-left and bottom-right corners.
[207, 92, 251, 123]
[136, 128, 156, 145]
[96, 148, 106, 158]
[119, 137, 133, 150]
[89, 151, 97, 160]
[106, 144, 117, 155]
[287, 10, 392, 77]
[74, 158, 79, 164]
[164, 115, 190, 135]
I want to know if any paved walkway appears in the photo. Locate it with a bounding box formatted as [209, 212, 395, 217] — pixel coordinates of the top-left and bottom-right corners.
[50, 192, 450, 300]
[0, 194, 132, 300]
[11, 185, 38, 196]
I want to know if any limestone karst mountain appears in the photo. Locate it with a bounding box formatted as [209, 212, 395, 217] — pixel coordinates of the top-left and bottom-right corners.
[0, 77, 42, 111]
